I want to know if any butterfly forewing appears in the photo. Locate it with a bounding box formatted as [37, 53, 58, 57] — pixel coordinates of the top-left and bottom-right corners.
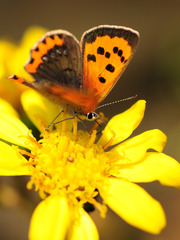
[25, 30, 82, 89]
[81, 25, 139, 104]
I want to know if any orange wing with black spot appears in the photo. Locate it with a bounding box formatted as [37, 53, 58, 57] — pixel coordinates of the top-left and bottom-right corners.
[81, 25, 139, 104]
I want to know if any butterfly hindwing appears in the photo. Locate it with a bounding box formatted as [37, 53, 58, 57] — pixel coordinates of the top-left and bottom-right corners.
[81, 25, 139, 104]
[9, 74, 97, 114]
[25, 30, 82, 89]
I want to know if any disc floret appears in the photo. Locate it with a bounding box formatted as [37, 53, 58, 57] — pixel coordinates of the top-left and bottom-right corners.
[27, 129, 110, 208]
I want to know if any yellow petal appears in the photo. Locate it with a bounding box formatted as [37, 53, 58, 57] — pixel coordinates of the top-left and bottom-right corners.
[0, 113, 34, 149]
[100, 178, 166, 234]
[29, 195, 70, 240]
[21, 90, 73, 132]
[118, 152, 180, 187]
[0, 40, 24, 108]
[110, 129, 167, 164]
[0, 40, 15, 78]
[0, 98, 19, 118]
[68, 208, 99, 240]
[98, 100, 146, 146]
[0, 141, 31, 175]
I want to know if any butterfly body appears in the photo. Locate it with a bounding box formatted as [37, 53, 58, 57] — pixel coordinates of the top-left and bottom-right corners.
[10, 25, 139, 120]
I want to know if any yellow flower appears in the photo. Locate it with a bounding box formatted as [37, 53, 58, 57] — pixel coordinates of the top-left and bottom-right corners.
[0, 26, 47, 108]
[0, 90, 180, 240]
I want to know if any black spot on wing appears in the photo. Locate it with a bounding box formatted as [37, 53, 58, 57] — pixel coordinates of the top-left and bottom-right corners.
[99, 77, 106, 83]
[12, 74, 18, 80]
[97, 47, 104, 55]
[121, 56, 125, 62]
[29, 58, 34, 64]
[118, 49, 123, 57]
[42, 38, 46, 44]
[57, 34, 63, 39]
[105, 52, 110, 58]
[106, 64, 115, 73]
[87, 54, 96, 62]
[113, 47, 118, 53]
[49, 35, 55, 40]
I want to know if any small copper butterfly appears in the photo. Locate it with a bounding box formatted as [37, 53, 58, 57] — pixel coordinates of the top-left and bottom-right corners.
[10, 25, 139, 122]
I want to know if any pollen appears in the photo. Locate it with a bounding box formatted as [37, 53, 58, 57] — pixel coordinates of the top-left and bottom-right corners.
[26, 129, 110, 208]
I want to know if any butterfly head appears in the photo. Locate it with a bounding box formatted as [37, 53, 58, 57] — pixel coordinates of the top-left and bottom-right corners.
[77, 111, 100, 121]
[85, 111, 100, 121]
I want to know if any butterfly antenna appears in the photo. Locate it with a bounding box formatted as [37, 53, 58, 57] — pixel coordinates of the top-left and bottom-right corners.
[96, 94, 137, 110]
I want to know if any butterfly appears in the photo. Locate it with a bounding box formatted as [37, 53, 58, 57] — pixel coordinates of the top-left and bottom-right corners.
[9, 25, 139, 123]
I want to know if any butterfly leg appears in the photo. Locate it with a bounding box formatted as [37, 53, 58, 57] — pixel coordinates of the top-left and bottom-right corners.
[89, 118, 103, 134]
[53, 116, 75, 127]
[95, 119, 103, 134]
[89, 118, 104, 134]
[45, 109, 65, 130]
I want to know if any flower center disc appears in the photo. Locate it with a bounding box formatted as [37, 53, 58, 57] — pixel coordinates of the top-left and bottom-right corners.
[27, 130, 109, 206]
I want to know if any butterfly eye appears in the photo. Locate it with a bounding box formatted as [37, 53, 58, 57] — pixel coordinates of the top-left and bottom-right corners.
[86, 112, 100, 121]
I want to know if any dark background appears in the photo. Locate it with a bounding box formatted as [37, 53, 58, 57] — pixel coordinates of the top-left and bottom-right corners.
[0, 0, 180, 239]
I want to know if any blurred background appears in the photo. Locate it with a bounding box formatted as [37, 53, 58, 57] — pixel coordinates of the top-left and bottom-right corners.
[0, 0, 180, 239]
